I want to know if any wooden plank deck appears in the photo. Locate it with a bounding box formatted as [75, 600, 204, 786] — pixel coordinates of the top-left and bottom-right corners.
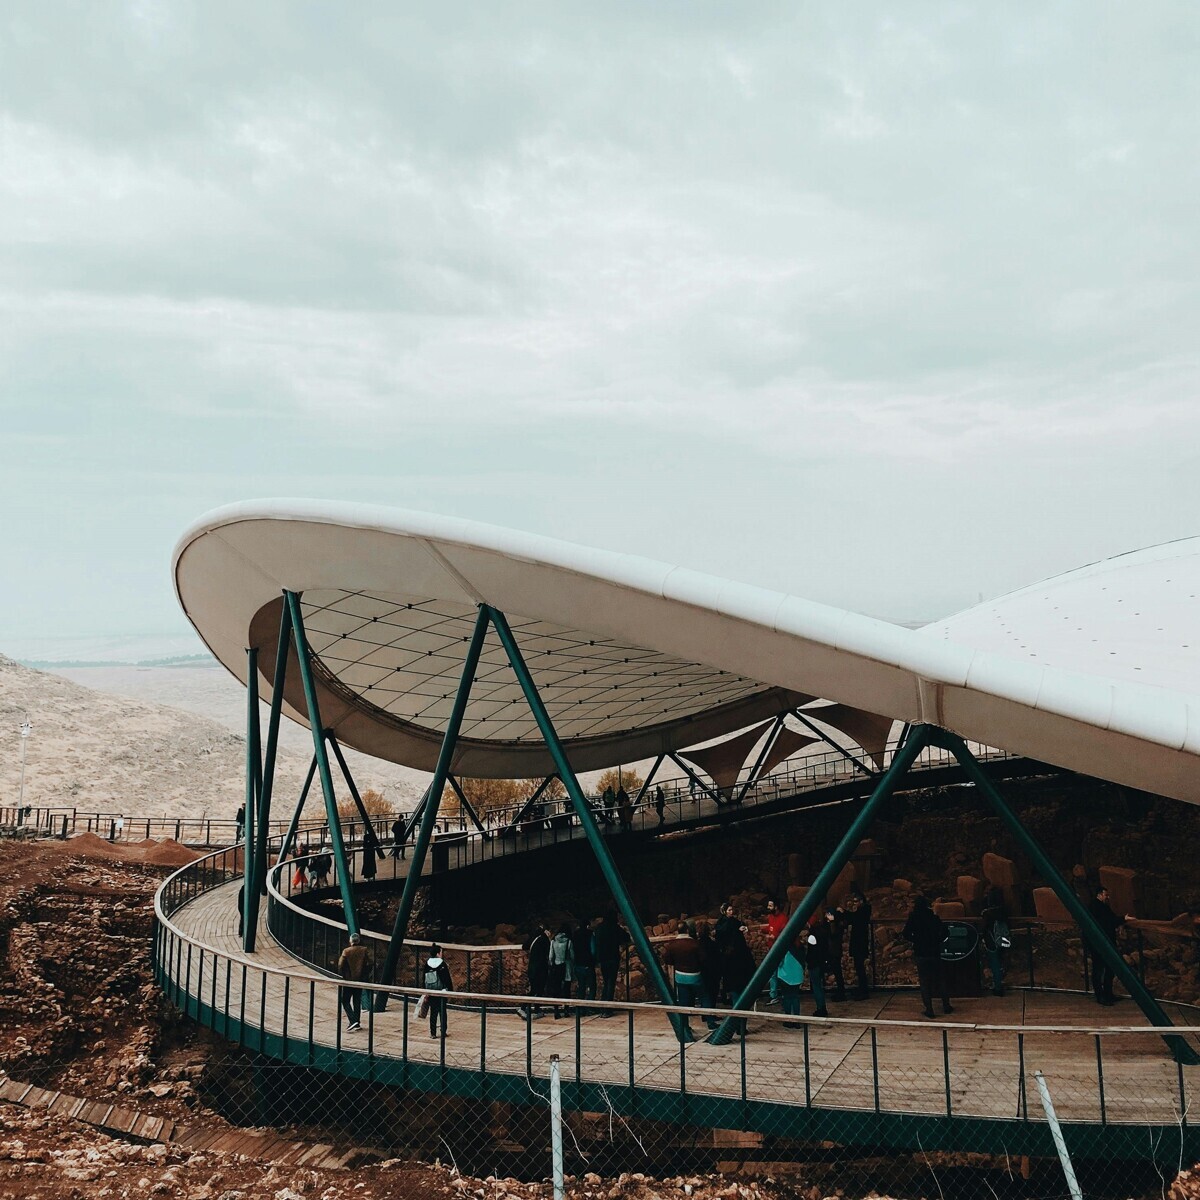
[165, 881, 1200, 1129]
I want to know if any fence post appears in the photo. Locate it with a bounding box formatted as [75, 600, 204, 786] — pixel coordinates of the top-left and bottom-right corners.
[549, 1054, 564, 1200]
[1034, 1071, 1083, 1200]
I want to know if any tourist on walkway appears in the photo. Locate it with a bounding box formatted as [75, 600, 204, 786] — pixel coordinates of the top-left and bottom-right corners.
[714, 904, 754, 1005]
[695, 921, 721, 1011]
[236, 883, 245, 939]
[390, 815, 406, 860]
[423, 944, 453, 1038]
[234, 804, 245, 843]
[654, 785, 666, 825]
[519, 925, 551, 1019]
[548, 924, 576, 1018]
[662, 921, 718, 1037]
[902, 895, 953, 1019]
[593, 911, 629, 1012]
[845, 884, 872, 999]
[762, 899, 788, 1004]
[313, 851, 332, 888]
[774, 935, 807, 1024]
[571, 918, 596, 1006]
[980, 886, 1010, 996]
[1089, 885, 1130, 1006]
[337, 933, 372, 1032]
[601, 786, 616, 826]
[617, 785, 633, 833]
[805, 913, 831, 1018]
[826, 905, 847, 1002]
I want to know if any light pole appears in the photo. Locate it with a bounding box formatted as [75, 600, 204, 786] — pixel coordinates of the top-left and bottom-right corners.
[18, 717, 32, 812]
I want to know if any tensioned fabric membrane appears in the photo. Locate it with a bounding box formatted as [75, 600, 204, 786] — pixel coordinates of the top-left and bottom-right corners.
[174, 501, 1200, 803]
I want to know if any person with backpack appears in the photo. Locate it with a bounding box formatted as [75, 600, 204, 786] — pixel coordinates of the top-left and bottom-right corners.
[980, 886, 1011, 996]
[423, 944, 453, 1038]
[571, 918, 596, 1007]
[519, 925, 551, 1019]
[547, 925, 576, 1018]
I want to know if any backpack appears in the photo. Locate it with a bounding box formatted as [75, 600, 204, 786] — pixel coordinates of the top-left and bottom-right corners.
[424, 965, 443, 990]
[991, 918, 1012, 950]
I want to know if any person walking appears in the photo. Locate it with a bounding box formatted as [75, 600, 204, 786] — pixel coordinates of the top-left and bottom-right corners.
[902, 895, 953, 1018]
[234, 804, 245, 843]
[547, 925, 576, 1018]
[846, 884, 873, 999]
[593, 911, 630, 1012]
[1089, 885, 1130, 1006]
[337, 933, 372, 1032]
[236, 883, 245, 939]
[662, 922, 717, 1038]
[390, 815, 406, 860]
[654, 785, 666, 826]
[423, 944, 453, 1038]
[571, 918, 597, 1008]
[601, 786, 617, 826]
[519, 925, 551, 1018]
[980, 886, 1010, 997]
[762, 899, 788, 1004]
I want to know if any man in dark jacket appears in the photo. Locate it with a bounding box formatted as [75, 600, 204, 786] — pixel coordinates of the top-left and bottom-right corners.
[520, 925, 551, 1018]
[805, 916, 831, 1018]
[571, 918, 597, 1006]
[337, 934, 372, 1031]
[846, 885, 872, 999]
[423, 945, 454, 1038]
[1089, 886, 1129, 1006]
[902, 895, 954, 1018]
[662, 922, 717, 1037]
[592, 911, 630, 1012]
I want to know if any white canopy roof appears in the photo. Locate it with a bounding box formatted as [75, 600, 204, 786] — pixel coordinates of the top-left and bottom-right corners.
[173, 501, 1200, 802]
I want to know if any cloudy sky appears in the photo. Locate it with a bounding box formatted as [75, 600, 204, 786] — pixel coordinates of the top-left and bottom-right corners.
[4, 3, 1200, 653]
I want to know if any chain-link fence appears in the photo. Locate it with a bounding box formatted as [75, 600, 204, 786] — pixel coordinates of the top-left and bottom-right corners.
[147, 845, 1200, 1198]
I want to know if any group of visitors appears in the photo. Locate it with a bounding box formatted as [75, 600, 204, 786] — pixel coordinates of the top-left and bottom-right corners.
[290, 844, 332, 889]
[518, 912, 631, 1018]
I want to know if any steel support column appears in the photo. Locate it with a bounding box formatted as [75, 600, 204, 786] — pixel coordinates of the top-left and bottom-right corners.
[667, 752, 724, 805]
[632, 755, 665, 808]
[794, 710, 877, 778]
[710, 725, 934, 1045]
[245, 602, 293, 951]
[379, 604, 492, 989]
[285, 590, 360, 939]
[488, 606, 686, 1040]
[502, 774, 559, 835]
[242, 647, 261, 950]
[933, 728, 1196, 1064]
[736, 714, 786, 803]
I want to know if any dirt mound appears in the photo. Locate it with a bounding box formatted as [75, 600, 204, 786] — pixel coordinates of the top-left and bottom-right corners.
[63, 830, 133, 860]
[140, 838, 201, 867]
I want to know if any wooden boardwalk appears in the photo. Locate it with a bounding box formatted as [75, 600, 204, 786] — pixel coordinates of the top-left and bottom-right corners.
[166, 880, 1200, 1129]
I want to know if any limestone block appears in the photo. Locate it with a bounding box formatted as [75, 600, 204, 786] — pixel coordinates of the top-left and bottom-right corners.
[933, 900, 966, 920]
[957, 876, 986, 913]
[893, 878, 913, 894]
[787, 853, 803, 884]
[827, 862, 857, 908]
[1099, 866, 1140, 917]
[785, 885, 809, 915]
[1032, 887, 1072, 923]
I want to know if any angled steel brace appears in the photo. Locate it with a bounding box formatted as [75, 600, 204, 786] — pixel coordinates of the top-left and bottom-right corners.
[280, 754, 317, 861]
[241, 647, 261, 949]
[668, 751, 725, 805]
[633, 754, 665, 808]
[328, 733, 384, 855]
[446, 775, 489, 835]
[285, 590, 360, 938]
[710, 725, 934, 1045]
[488, 605, 688, 1042]
[736, 713, 787, 804]
[379, 604, 492, 990]
[246, 601, 293, 951]
[931, 728, 1196, 1065]
[794, 709, 877, 778]
[502, 774, 559, 836]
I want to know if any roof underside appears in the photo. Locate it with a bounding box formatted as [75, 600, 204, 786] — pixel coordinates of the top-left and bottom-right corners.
[174, 501, 1200, 800]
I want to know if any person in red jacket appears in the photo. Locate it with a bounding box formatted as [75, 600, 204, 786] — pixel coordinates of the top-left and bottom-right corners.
[762, 898, 788, 1004]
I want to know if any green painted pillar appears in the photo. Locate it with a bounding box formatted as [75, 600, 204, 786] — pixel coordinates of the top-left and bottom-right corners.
[280, 755, 317, 861]
[488, 606, 688, 1040]
[709, 724, 934, 1045]
[285, 590, 360, 939]
[379, 604, 492, 989]
[242, 647, 261, 951]
[328, 733, 384, 856]
[933, 728, 1197, 1064]
[245, 601, 293, 951]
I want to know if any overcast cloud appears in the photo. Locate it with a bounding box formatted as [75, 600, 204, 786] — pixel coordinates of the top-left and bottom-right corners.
[3, 3, 1200, 646]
